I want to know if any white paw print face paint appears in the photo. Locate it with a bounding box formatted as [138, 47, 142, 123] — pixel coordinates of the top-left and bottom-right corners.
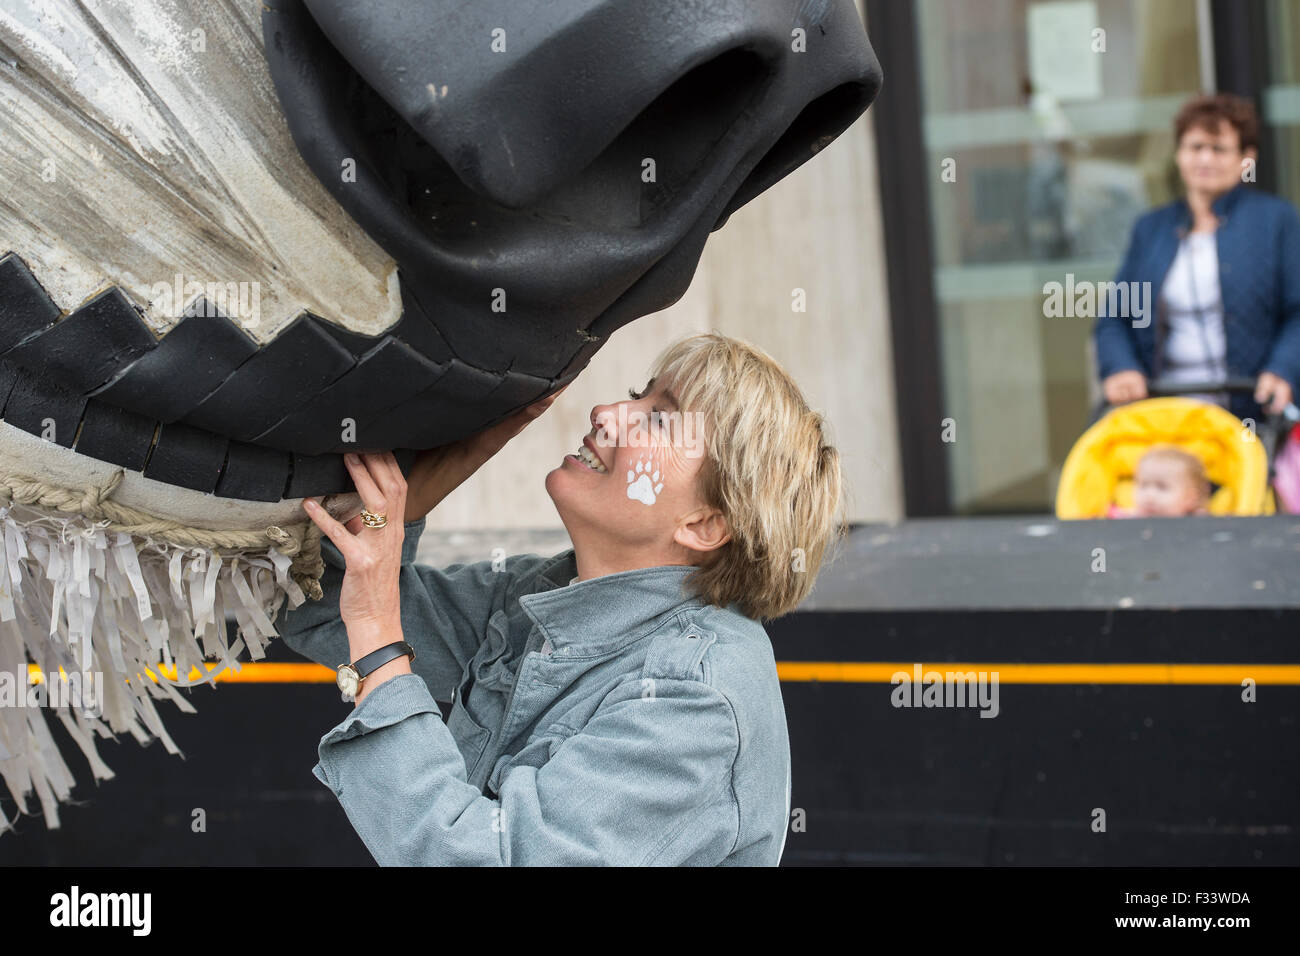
[626, 456, 664, 505]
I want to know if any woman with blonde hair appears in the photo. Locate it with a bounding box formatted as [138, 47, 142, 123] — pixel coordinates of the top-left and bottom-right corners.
[276, 331, 847, 865]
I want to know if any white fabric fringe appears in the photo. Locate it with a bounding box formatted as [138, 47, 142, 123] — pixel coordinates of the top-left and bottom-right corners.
[0, 499, 308, 836]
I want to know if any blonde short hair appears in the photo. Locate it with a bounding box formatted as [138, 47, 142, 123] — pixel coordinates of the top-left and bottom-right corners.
[643, 332, 848, 622]
[1139, 445, 1211, 503]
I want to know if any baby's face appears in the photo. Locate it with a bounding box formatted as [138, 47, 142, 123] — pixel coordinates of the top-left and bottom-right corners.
[1133, 458, 1203, 517]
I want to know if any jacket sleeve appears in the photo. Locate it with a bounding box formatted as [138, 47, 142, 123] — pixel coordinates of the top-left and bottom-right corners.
[311, 672, 741, 865]
[1261, 200, 1300, 392]
[274, 516, 531, 703]
[1093, 217, 1147, 379]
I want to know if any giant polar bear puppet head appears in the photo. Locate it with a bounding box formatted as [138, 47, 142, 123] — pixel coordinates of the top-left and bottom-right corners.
[0, 0, 880, 833]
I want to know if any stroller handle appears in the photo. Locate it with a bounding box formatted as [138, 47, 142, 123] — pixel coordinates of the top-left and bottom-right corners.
[1143, 376, 1258, 396]
[1098, 377, 1300, 423]
[1086, 376, 1300, 483]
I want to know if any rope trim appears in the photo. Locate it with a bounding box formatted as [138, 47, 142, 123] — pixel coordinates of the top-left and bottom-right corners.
[0, 468, 325, 601]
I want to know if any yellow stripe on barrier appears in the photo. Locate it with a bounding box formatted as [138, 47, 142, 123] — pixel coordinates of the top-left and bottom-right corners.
[26, 662, 336, 684]
[775, 662, 1300, 684]
[27, 661, 1300, 685]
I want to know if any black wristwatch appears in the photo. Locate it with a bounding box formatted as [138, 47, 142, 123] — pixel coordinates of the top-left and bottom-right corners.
[336, 641, 415, 700]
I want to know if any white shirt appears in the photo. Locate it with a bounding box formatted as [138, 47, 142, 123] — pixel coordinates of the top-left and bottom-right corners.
[1160, 230, 1228, 405]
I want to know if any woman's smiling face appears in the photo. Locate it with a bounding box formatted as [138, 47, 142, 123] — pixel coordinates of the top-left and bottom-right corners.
[545, 375, 729, 574]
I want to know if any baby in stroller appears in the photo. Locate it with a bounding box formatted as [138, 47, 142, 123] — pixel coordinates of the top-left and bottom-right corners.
[1055, 380, 1282, 519]
[1106, 446, 1211, 518]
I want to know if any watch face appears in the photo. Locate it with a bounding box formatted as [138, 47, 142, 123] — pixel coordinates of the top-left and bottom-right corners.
[336, 665, 360, 699]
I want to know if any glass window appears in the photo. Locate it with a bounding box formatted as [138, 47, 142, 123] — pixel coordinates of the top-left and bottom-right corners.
[1266, 0, 1300, 205]
[914, 0, 1204, 512]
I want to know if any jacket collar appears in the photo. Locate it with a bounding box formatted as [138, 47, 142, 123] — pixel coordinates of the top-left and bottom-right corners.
[518, 549, 704, 653]
[1175, 182, 1248, 232]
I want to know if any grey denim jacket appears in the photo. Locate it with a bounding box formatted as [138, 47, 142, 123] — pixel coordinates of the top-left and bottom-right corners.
[272, 516, 792, 866]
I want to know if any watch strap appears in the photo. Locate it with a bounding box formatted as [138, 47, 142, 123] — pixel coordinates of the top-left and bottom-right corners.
[352, 640, 415, 679]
